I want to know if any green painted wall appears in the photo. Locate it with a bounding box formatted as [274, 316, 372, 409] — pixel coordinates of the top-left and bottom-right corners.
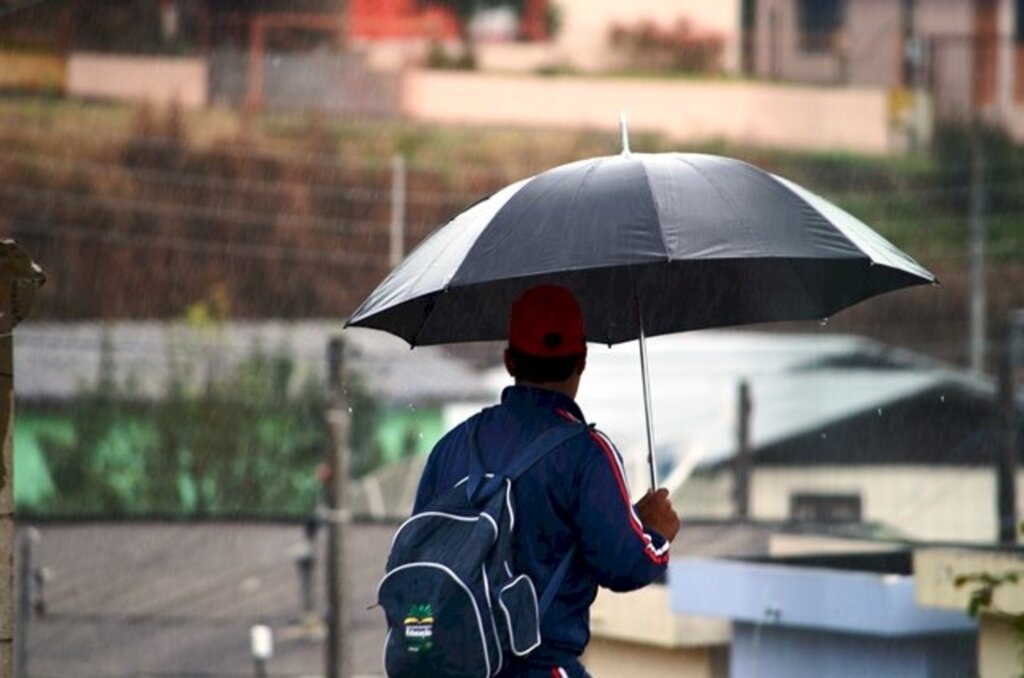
[13, 411, 63, 508]
[14, 403, 441, 514]
[375, 407, 445, 463]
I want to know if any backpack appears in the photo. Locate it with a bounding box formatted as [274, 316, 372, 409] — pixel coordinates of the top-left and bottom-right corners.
[377, 416, 589, 677]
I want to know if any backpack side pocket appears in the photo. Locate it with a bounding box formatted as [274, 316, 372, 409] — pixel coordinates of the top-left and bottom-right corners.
[497, 575, 541, 657]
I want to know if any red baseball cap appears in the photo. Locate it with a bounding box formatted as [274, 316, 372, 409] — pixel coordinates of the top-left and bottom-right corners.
[508, 285, 587, 358]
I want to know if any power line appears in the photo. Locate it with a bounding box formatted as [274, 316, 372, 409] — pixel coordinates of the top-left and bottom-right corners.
[0, 114, 560, 178]
[0, 0, 56, 19]
[0, 183, 429, 237]
[0, 145, 493, 208]
[12, 218, 389, 266]
[6, 150, 1023, 242]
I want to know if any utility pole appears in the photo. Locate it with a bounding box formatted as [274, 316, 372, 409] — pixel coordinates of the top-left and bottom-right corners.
[997, 345, 1018, 544]
[390, 154, 407, 267]
[998, 310, 1024, 544]
[734, 380, 752, 520]
[325, 337, 353, 678]
[15, 530, 37, 678]
[968, 138, 989, 374]
[0, 241, 45, 676]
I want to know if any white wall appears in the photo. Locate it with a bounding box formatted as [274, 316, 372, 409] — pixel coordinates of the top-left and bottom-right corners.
[585, 584, 728, 678]
[67, 53, 208, 109]
[583, 638, 722, 678]
[680, 465, 1019, 543]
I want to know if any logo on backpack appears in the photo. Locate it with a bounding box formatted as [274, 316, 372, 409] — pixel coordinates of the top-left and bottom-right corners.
[403, 604, 434, 653]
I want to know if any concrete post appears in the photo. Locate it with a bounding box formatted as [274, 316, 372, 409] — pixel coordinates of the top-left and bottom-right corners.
[389, 154, 407, 268]
[325, 337, 353, 677]
[733, 380, 752, 520]
[968, 138, 989, 374]
[0, 241, 45, 677]
[997, 347, 1018, 544]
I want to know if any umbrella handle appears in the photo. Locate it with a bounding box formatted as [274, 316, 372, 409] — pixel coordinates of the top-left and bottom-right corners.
[638, 306, 658, 491]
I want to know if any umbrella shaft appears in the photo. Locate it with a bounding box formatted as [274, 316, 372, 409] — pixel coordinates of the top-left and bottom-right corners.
[638, 317, 658, 490]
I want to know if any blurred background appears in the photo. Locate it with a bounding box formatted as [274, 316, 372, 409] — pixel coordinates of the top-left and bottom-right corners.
[1, 0, 1023, 676]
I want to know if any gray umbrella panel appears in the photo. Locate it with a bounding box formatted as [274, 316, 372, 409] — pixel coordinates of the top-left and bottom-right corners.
[347, 153, 936, 347]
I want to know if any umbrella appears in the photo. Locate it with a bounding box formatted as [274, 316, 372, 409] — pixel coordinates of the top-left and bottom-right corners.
[347, 121, 936, 489]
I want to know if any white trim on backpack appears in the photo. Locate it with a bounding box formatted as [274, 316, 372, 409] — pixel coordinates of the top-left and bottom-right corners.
[390, 511, 498, 551]
[453, 476, 516, 533]
[497, 575, 542, 657]
[378, 562, 492, 678]
[504, 479, 515, 532]
[382, 628, 392, 678]
[481, 564, 504, 675]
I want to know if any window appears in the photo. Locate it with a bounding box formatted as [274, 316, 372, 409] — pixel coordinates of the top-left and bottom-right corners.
[1017, 0, 1024, 44]
[797, 0, 844, 53]
[789, 493, 862, 523]
[1014, 0, 1024, 101]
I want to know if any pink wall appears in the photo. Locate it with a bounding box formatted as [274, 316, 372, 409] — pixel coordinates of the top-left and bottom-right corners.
[67, 53, 207, 109]
[404, 71, 893, 154]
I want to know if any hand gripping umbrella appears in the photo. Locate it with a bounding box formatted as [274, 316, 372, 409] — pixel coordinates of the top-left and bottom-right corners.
[347, 121, 936, 490]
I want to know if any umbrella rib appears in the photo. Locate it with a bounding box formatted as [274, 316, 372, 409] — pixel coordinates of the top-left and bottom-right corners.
[637, 156, 671, 260]
[409, 295, 437, 347]
[768, 173, 876, 263]
[677, 155, 823, 314]
[763, 173, 878, 313]
[676, 155, 754, 251]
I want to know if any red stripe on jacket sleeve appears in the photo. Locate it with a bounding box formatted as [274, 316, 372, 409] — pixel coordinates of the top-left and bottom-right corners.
[588, 429, 670, 566]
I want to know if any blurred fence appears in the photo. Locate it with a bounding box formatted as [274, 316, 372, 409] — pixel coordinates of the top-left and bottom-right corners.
[208, 47, 402, 115]
[2, 50, 1023, 678]
[0, 98, 1019, 356]
[0, 81, 1021, 538]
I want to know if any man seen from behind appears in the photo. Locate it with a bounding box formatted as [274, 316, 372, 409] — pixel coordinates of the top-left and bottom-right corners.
[414, 284, 681, 677]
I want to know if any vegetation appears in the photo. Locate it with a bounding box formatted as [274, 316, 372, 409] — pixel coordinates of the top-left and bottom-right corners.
[955, 524, 1024, 678]
[607, 19, 725, 74]
[1, 93, 1022, 361]
[29, 291, 387, 518]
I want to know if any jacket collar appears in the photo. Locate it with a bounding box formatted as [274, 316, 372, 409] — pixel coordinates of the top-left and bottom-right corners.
[501, 384, 586, 422]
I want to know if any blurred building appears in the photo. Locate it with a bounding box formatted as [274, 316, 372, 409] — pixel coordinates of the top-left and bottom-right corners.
[348, 331, 1024, 545]
[916, 545, 1024, 677]
[749, 0, 1024, 140]
[495, 331, 1018, 544]
[672, 549, 978, 678]
[12, 321, 489, 516]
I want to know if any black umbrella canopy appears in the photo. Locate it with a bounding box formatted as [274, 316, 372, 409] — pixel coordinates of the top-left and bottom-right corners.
[347, 152, 936, 347]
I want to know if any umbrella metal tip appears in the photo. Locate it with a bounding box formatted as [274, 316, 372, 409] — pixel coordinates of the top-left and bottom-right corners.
[619, 112, 631, 155]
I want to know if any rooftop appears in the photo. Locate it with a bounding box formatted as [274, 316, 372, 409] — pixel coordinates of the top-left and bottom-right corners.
[15, 321, 491, 407]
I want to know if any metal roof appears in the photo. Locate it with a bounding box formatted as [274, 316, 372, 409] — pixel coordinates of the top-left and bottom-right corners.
[671, 555, 976, 637]
[14, 321, 490, 407]
[473, 330, 1016, 491]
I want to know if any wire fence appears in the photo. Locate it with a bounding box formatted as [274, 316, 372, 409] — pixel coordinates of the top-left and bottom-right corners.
[2, 22, 1023, 675]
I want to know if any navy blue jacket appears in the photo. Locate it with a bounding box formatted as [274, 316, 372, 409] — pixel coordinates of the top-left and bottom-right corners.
[413, 385, 670, 667]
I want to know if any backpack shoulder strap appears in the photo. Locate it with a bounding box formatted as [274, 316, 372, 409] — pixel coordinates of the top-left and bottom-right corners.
[465, 417, 590, 502]
[508, 422, 589, 618]
[538, 547, 575, 618]
[502, 421, 590, 481]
